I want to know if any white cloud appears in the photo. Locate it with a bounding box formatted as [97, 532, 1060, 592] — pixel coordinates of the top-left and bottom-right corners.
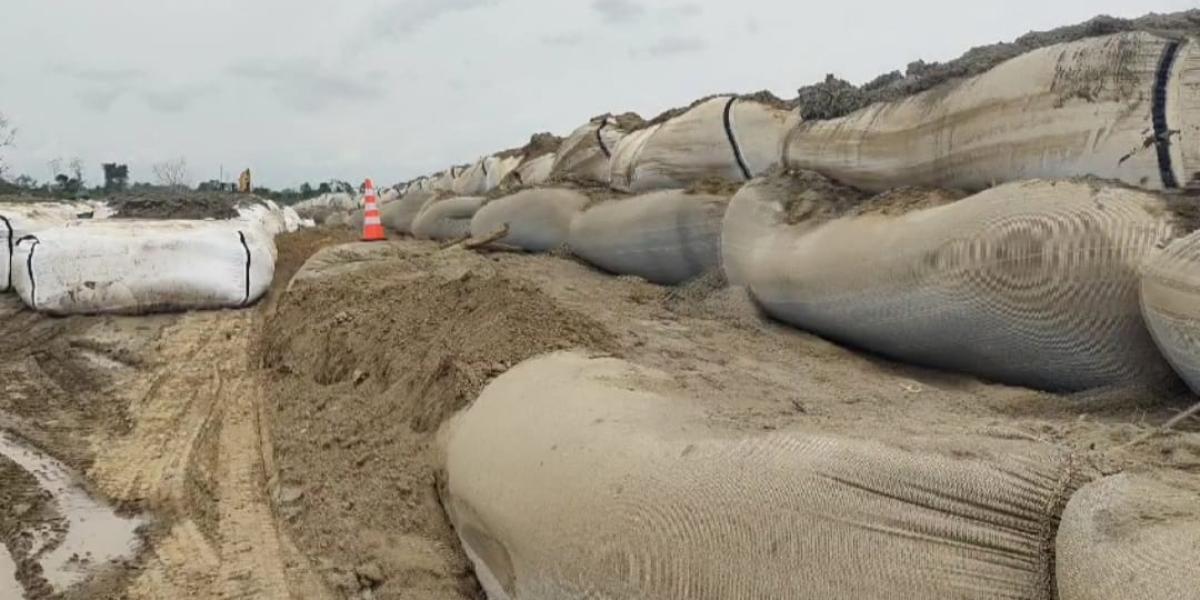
[592, 0, 645, 24]
[227, 58, 385, 112]
[366, 0, 495, 37]
[639, 35, 707, 58]
[0, 0, 1191, 187]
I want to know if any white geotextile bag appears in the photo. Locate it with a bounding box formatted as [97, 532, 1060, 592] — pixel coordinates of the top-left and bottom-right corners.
[440, 351, 1082, 600]
[568, 190, 727, 284]
[1056, 472, 1200, 600]
[293, 192, 357, 218]
[236, 201, 297, 236]
[609, 96, 790, 193]
[11, 220, 276, 315]
[783, 32, 1198, 192]
[487, 156, 522, 190]
[469, 188, 589, 252]
[509, 154, 555, 186]
[1141, 228, 1200, 393]
[550, 116, 636, 184]
[2, 203, 91, 292]
[722, 176, 1181, 391]
[453, 160, 491, 196]
[412, 196, 487, 241]
[608, 124, 661, 192]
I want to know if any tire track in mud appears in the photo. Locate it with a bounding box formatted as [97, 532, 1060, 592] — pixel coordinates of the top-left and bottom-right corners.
[87, 310, 326, 599]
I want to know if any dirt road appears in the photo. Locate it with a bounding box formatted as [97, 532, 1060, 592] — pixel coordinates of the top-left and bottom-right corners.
[0, 230, 351, 599]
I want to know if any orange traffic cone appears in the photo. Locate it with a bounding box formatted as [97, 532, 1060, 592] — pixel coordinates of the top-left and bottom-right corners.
[361, 179, 386, 242]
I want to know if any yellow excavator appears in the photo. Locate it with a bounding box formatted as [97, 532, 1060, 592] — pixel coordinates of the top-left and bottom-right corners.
[237, 168, 252, 193]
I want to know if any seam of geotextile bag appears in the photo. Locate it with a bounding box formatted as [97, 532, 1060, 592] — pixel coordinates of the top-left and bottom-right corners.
[723, 97, 753, 180]
[1, 215, 12, 292]
[1040, 449, 1086, 600]
[16, 235, 39, 310]
[1153, 40, 1182, 190]
[595, 120, 613, 159]
[238, 230, 252, 306]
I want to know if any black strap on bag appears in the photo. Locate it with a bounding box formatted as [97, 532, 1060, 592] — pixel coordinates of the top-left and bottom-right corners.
[15, 235, 39, 310]
[1, 216, 12, 292]
[237, 231, 252, 306]
[595, 119, 613, 159]
[1153, 40, 1181, 190]
[722, 96, 753, 180]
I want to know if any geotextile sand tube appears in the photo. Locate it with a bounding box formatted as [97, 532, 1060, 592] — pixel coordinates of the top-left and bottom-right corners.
[382, 190, 442, 234]
[507, 154, 555, 187]
[439, 351, 1082, 600]
[469, 188, 589, 252]
[568, 190, 727, 284]
[783, 32, 1200, 193]
[550, 116, 638, 184]
[1056, 472, 1200, 600]
[611, 96, 791, 193]
[411, 196, 487, 241]
[609, 124, 661, 192]
[723, 176, 1184, 391]
[1141, 228, 1200, 393]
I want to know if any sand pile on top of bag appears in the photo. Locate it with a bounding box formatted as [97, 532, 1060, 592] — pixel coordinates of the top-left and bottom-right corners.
[794, 10, 1200, 120]
[104, 190, 257, 220]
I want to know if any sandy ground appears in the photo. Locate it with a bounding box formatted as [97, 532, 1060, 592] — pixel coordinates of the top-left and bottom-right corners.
[0, 228, 353, 599]
[261, 237, 1199, 600]
[1, 229, 1198, 598]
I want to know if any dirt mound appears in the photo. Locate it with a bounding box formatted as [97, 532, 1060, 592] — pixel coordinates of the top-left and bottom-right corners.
[261, 243, 615, 598]
[752, 169, 968, 225]
[495, 132, 563, 160]
[686, 176, 744, 197]
[518, 176, 632, 203]
[639, 90, 794, 131]
[107, 191, 253, 220]
[796, 10, 1200, 120]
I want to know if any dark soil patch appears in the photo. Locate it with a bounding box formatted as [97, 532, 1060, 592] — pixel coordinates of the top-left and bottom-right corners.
[106, 191, 255, 220]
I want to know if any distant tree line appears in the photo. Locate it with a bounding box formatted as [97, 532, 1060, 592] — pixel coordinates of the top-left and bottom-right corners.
[1, 154, 351, 207]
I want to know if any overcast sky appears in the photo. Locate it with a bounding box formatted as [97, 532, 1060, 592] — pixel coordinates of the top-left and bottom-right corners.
[0, 0, 1192, 188]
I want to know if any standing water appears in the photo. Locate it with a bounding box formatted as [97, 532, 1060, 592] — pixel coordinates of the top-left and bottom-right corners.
[0, 431, 144, 595]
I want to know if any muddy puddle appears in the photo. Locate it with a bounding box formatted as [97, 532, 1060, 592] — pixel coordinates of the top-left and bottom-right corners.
[0, 431, 144, 596]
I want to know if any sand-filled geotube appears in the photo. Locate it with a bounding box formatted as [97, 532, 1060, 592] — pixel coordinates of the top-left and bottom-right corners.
[507, 154, 555, 187]
[439, 351, 1082, 600]
[609, 96, 791, 193]
[12, 220, 276, 315]
[723, 176, 1185, 391]
[451, 160, 489, 196]
[382, 190, 443, 234]
[469, 188, 590, 252]
[1, 203, 86, 292]
[1056, 472, 1200, 600]
[412, 196, 488, 241]
[568, 189, 727, 284]
[550, 114, 643, 185]
[1141, 228, 1200, 393]
[783, 32, 1200, 192]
